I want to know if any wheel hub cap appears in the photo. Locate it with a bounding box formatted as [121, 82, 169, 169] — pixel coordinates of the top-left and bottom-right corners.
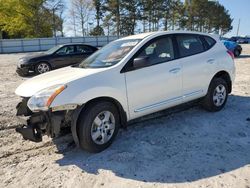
[91, 111, 115, 145]
[213, 84, 226, 107]
[37, 63, 50, 73]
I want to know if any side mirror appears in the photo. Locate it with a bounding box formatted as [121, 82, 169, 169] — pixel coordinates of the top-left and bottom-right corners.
[133, 56, 149, 69]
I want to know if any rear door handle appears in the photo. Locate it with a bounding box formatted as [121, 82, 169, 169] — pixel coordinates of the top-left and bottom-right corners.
[207, 59, 215, 64]
[169, 68, 181, 74]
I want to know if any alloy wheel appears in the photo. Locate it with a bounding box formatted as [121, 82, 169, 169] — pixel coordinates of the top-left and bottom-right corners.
[91, 111, 115, 145]
[213, 84, 226, 106]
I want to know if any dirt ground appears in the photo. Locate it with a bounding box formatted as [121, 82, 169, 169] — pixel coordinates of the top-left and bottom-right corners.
[0, 45, 250, 188]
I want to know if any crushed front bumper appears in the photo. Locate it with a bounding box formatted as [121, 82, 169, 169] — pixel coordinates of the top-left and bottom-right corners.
[15, 98, 68, 142]
[16, 67, 30, 76]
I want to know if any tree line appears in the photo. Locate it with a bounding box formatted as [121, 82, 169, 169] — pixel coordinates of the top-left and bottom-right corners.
[0, 0, 233, 39]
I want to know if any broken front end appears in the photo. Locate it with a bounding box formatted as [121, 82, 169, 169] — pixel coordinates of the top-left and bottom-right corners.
[16, 97, 81, 144]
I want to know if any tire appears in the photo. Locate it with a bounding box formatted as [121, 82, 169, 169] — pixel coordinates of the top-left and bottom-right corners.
[234, 49, 240, 57]
[77, 101, 120, 153]
[202, 78, 228, 112]
[35, 62, 51, 74]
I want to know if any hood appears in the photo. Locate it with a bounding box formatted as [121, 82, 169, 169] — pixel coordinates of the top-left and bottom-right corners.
[20, 52, 49, 61]
[15, 66, 104, 97]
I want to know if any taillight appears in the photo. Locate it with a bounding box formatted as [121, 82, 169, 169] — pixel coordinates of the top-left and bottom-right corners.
[227, 50, 234, 59]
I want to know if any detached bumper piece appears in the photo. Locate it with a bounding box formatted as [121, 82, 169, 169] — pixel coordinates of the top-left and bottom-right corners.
[16, 125, 42, 142]
[16, 112, 46, 142]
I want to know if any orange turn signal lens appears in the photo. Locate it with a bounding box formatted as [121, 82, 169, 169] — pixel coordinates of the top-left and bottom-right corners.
[46, 85, 66, 107]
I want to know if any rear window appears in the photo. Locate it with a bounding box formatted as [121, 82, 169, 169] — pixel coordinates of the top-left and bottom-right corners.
[176, 35, 205, 57]
[76, 45, 94, 53]
[204, 36, 216, 49]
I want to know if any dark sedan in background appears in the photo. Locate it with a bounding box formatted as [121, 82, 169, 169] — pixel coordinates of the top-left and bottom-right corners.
[17, 43, 98, 76]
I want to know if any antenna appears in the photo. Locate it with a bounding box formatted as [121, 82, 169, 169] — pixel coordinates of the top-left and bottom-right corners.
[236, 19, 241, 36]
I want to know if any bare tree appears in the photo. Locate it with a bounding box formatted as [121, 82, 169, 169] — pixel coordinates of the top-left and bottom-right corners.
[69, 0, 93, 37]
[69, 7, 77, 36]
[45, 0, 65, 37]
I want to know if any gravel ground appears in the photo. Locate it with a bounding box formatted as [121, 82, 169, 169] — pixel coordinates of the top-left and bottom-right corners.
[0, 46, 250, 188]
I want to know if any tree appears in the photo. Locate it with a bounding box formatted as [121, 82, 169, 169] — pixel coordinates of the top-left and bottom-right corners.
[0, 0, 64, 38]
[45, 0, 65, 37]
[119, 0, 139, 35]
[105, 0, 121, 36]
[69, 0, 93, 36]
[183, 0, 233, 34]
[89, 25, 104, 36]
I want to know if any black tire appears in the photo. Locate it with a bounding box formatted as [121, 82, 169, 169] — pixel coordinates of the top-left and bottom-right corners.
[77, 101, 120, 153]
[35, 62, 51, 74]
[202, 78, 228, 112]
[234, 49, 240, 57]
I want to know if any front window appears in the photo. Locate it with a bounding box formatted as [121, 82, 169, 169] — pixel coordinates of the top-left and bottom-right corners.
[79, 39, 141, 68]
[56, 46, 75, 55]
[136, 37, 174, 65]
[44, 45, 62, 54]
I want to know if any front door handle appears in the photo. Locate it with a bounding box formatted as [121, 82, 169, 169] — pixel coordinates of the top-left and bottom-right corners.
[169, 68, 181, 74]
[207, 59, 215, 64]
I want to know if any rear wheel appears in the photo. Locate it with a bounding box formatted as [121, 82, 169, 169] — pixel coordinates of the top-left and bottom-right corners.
[234, 49, 240, 57]
[35, 62, 51, 74]
[77, 101, 120, 153]
[202, 78, 228, 112]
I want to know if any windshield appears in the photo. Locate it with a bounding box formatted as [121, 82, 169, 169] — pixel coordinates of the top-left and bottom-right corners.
[79, 39, 141, 68]
[44, 45, 62, 54]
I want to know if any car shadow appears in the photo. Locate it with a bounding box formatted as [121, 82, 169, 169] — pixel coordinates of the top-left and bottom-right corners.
[55, 94, 250, 183]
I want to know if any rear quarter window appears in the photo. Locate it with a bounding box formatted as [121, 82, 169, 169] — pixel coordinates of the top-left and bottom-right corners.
[204, 36, 216, 49]
[176, 34, 205, 57]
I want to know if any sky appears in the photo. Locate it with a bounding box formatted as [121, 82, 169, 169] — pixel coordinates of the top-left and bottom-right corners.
[64, 0, 250, 37]
[218, 0, 250, 37]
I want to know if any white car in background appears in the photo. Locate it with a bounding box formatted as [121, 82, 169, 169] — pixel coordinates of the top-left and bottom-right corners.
[15, 31, 235, 153]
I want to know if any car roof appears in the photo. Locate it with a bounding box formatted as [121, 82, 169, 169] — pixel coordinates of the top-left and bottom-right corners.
[61, 43, 94, 46]
[119, 30, 218, 41]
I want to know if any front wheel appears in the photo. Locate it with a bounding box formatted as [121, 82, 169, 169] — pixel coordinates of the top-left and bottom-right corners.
[202, 78, 228, 112]
[35, 62, 51, 74]
[77, 101, 120, 153]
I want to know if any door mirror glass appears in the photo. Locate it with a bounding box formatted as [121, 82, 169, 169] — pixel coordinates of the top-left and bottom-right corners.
[133, 56, 149, 69]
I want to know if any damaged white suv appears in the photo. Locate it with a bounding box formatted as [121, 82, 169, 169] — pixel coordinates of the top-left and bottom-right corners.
[15, 31, 235, 153]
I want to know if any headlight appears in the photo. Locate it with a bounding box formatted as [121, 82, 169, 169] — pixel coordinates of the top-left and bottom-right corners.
[18, 58, 27, 68]
[27, 84, 66, 112]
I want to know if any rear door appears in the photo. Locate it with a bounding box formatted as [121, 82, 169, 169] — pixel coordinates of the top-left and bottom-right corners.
[73, 45, 95, 64]
[175, 34, 217, 102]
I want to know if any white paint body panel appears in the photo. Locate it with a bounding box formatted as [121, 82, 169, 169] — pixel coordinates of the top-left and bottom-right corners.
[15, 31, 235, 121]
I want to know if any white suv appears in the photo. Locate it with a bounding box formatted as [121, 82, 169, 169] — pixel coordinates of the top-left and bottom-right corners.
[15, 31, 235, 153]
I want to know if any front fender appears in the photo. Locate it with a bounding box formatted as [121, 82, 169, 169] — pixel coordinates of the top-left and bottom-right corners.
[50, 72, 129, 119]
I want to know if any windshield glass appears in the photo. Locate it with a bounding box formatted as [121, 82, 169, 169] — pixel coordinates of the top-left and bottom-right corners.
[79, 39, 141, 68]
[44, 45, 62, 54]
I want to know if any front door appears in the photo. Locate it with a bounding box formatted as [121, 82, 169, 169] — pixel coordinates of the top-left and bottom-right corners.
[52, 45, 75, 68]
[124, 35, 182, 119]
